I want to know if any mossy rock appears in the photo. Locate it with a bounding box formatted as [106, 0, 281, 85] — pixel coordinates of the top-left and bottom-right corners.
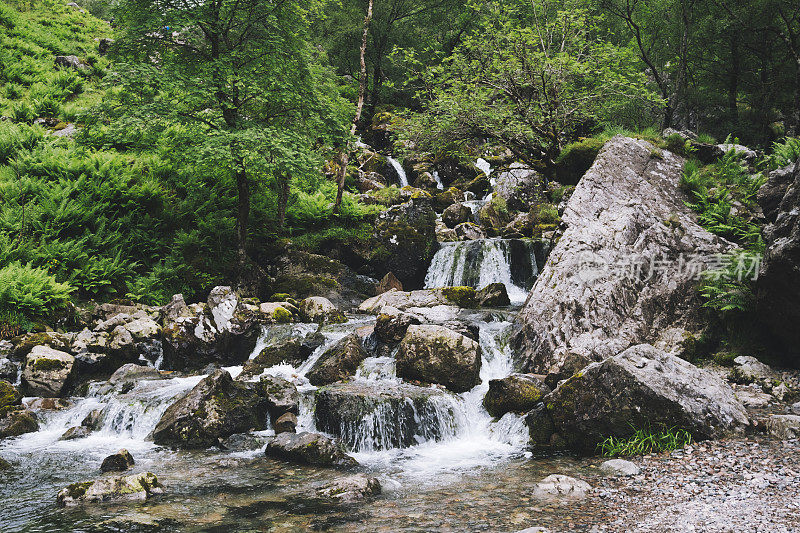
[32, 358, 67, 372]
[0, 381, 21, 410]
[554, 137, 606, 185]
[440, 287, 477, 308]
[271, 307, 293, 323]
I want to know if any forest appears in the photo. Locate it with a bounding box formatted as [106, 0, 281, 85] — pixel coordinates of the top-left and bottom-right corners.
[1, 0, 799, 331]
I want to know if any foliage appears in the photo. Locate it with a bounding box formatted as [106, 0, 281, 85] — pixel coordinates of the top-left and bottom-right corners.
[0, 261, 73, 320]
[402, 0, 660, 169]
[700, 250, 761, 313]
[598, 424, 693, 457]
[764, 137, 800, 170]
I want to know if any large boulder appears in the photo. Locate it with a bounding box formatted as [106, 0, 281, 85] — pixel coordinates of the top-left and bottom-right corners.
[541, 344, 749, 452]
[306, 334, 368, 386]
[476, 283, 511, 307]
[255, 374, 299, 421]
[483, 374, 550, 418]
[494, 164, 544, 212]
[21, 345, 75, 397]
[756, 162, 800, 363]
[442, 203, 472, 229]
[396, 325, 481, 393]
[374, 307, 421, 343]
[511, 136, 732, 374]
[370, 198, 437, 288]
[359, 288, 477, 313]
[161, 290, 263, 371]
[0, 358, 19, 383]
[454, 222, 487, 241]
[57, 472, 163, 506]
[314, 382, 451, 450]
[264, 431, 357, 467]
[150, 369, 268, 448]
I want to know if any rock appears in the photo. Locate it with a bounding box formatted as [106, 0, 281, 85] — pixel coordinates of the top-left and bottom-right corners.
[306, 334, 368, 386]
[475, 283, 511, 307]
[7, 332, 71, 361]
[756, 162, 800, 363]
[299, 296, 346, 324]
[376, 272, 403, 294]
[370, 198, 437, 287]
[433, 187, 462, 212]
[81, 409, 104, 430]
[511, 136, 732, 374]
[483, 374, 550, 418]
[21, 345, 75, 397]
[359, 288, 478, 313]
[54, 55, 88, 71]
[150, 369, 268, 448]
[478, 200, 512, 236]
[766, 414, 800, 439]
[734, 387, 772, 409]
[59, 426, 92, 440]
[442, 203, 472, 229]
[219, 432, 269, 451]
[0, 408, 38, 438]
[374, 307, 421, 343]
[317, 473, 381, 502]
[525, 404, 557, 447]
[544, 344, 749, 451]
[0, 380, 21, 409]
[25, 397, 72, 410]
[0, 456, 9, 470]
[255, 374, 299, 420]
[0, 358, 18, 383]
[357, 175, 385, 192]
[730, 356, 779, 386]
[599, 459, 640, 476]
[108, 363, 162, 385]
[532, 475, 591, 498]
[494, 163, 544, 211]
[718, 143, 758, 165]
[396, 325, 481, 393]
[260, 302, 296, 323]
[274, 412, 297, 434]
[265, 431, 357, 467]
[758, 163, 795, 223]
[100, 449, 135, 472]
[314, 381, 449, 449]
[454, 221, 486, 240]
[161, 288, 262, 371]
[791, 401, 800, 415]
[56, 472, 163, 507]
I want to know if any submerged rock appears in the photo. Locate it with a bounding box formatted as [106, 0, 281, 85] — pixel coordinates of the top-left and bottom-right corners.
[59, 426, 92, 441]
[511, 136, 732, 375]
[21, 345, 75, 397]
[532, 475, 591, 498]
[264, 431, 357, 467]
[314, 381, 451, 450]
[299, 296, 346, 324]
[483, 374, 550, 418]
[100, 449, 135, 473]
[396, 325, 481, 393]
[150, 369, 268, 448]
[317, 473, 381, 502]
[56, 472, 163, 507]
[544, 344, 749, 451]
[306, 334, 368, 386]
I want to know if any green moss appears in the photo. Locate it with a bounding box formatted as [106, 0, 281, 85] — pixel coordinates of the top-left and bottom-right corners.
[270, 293, 291, 301]
[0, 381, 21, 409]
[555, 137, 606, 185]
[31, 357, 66, 372]
[271, 307, 292, 323]
[65, 481, 93, 499]
[367, 186, 402, 206]
[440, 286, 477, 307]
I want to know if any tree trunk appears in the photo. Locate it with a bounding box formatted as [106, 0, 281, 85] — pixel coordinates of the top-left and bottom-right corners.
[334, 0, 374, 213]
[234, 157, 250, 266]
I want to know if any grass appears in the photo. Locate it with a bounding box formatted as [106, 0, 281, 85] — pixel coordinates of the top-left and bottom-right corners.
[598, 424, 693, 457]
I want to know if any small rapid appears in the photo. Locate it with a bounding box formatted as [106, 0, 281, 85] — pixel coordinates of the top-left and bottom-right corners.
[387, 156, 409, 187]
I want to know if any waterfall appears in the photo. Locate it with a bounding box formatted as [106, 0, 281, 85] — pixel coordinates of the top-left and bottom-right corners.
[432, 170, 444, 190]
[424, 239, 548, 304]
[387, 156, 409, 187]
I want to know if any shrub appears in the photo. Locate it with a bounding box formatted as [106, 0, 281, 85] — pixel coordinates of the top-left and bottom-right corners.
[764, 137, 800, 170]
[554, 137, 605, 185]
[0, 261, 74, 320]
[598, 424, 693, 457]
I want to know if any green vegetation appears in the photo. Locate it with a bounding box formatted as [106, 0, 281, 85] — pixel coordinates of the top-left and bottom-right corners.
[598, 425, 693, 457]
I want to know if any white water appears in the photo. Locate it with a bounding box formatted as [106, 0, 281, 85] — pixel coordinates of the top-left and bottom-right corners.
[424, 239, 540, 304]
[387, 156, 409, 187]
[432, 170, 444, 190]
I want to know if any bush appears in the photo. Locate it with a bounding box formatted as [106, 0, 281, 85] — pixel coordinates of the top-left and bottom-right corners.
[554, 137, 605, 185]
[0, 261, 74, 320]
[764, 137, 800, 170]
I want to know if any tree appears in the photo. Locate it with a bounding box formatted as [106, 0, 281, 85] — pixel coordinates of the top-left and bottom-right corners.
[111, 0, 349, 275]
[405, 0, 658, 169]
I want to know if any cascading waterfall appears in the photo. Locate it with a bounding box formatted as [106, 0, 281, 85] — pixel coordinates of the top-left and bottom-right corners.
[424, 238, 548, 304]
[387, 156, 409, 187]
